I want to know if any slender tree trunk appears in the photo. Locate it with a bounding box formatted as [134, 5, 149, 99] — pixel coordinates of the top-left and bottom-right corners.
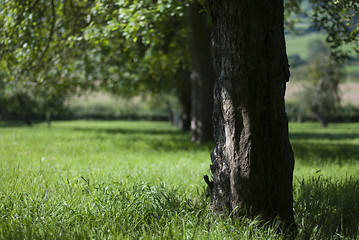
[187, 1, 215, 144]
[46, 111, 52, 127]
[24, 115, 32, 126]
[175, 61, 192, 131]
[207, 0, 296, 230]
[179, 89, 191, 131]
[311, 108, 328, 127]
[311, 79, 328, 127]
[17, 94, 32, 126]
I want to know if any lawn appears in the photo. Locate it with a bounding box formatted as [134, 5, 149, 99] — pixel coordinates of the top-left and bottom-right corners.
[1, 120, 359, 239]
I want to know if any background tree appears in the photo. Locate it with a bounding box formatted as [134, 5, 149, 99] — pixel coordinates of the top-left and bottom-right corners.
[187, 1, 215, 143]
[283, 0, 357, 125]
[106, 0, 215, 140]
[284, 0, 358, 57]
[0, 0, 98, 124]
[81, 0, 193, 130]
[306, 40, 344, 127]
[310, 0, 359, 58]
[1, 0, 217, 141]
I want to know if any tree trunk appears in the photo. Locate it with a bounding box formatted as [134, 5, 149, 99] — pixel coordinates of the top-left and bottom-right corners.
[24, 115, 32, 126]
[46, 111, 52, 127]
[311, 79, 328, 127]
[179, 89, 191, 131]
[311, 108, 328, 127]
[17, 94, 32, 126]
[187, 1, 215, 144]
[207, 0, 296, 230]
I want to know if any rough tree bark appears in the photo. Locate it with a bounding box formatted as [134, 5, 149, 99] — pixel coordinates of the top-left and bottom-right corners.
[187, 1, 215, 144]
[206, 0, 296, 230]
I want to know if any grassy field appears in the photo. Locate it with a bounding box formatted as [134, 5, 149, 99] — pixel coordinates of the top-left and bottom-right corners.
[286, 33, 327, 60]
[1, 120, 359, 239]
[285, 32, 359, 62]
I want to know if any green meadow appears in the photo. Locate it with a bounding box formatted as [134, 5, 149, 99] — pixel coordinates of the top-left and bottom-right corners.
[286, 33, 326, 60]
[1, 121, 359, 239]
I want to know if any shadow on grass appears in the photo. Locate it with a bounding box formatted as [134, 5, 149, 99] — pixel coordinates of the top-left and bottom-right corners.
[291, 142, 359, 164]
[295, 176, 359, 239]
[290, 131, 359, 164]
[290, 132, 359, 141]
[0, 121, 30, 128]
[75, 127, 179, 136]
[69, 126, 213, 152]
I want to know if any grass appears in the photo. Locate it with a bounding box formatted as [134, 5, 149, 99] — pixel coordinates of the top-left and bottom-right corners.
[286, 33, 326, 60]
[290, 123, 359, 239]
[1, 120, 359, 239]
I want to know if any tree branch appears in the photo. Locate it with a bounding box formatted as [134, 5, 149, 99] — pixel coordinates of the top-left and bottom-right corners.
[38, 0, 56, 66]
[28, 0, 41, 13]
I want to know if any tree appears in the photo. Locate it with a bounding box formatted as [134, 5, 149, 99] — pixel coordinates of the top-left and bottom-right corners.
[0, 0, 99, 125]
[306, 40, 344, 127]
[83, 0, 215, 139]
[187, 2, 215, 143]
[1, 0, 216, 140]
[206, 0, 296, 231]
[1, 0, 191, 126]
[284, 0, 359, 58]
[283, 0, 357, 126]
[310, 0, 359, 58]
[84, 0, 194, 130]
